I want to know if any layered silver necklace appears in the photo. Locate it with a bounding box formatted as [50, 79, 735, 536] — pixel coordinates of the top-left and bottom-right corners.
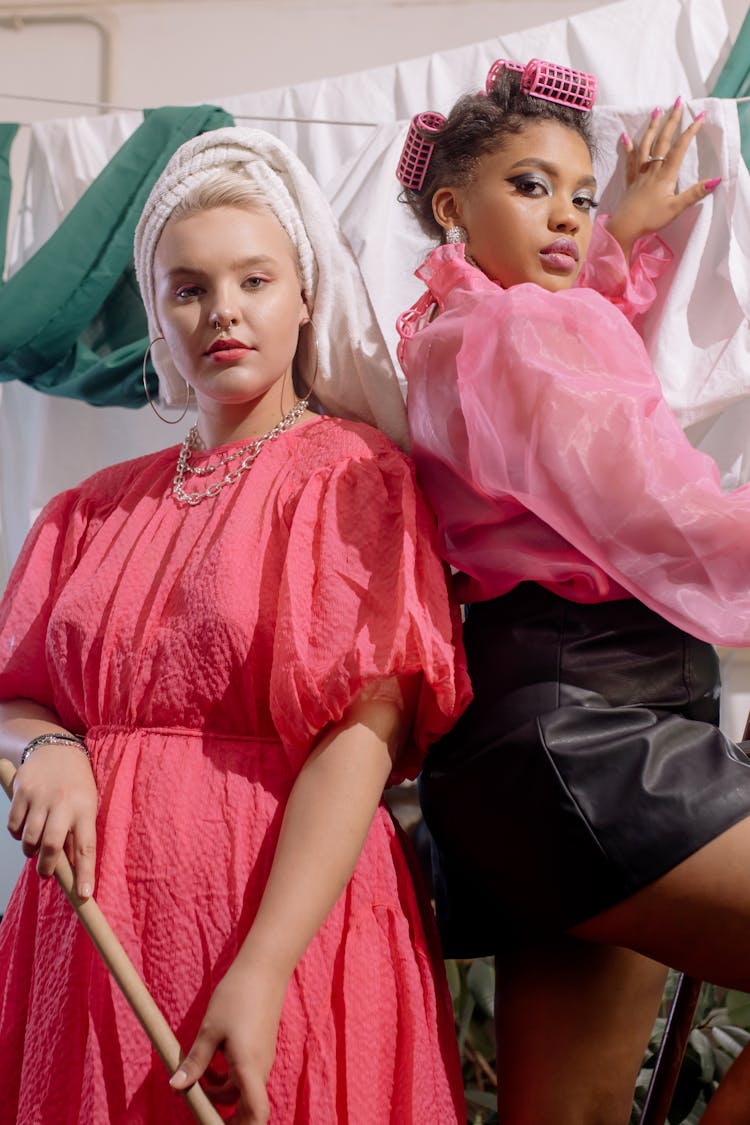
[172, 397, 309, 506]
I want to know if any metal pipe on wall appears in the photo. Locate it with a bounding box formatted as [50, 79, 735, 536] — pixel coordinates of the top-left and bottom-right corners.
[0, 12, 113, 109]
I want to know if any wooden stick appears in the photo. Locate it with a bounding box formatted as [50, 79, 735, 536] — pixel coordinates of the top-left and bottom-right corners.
[639, 973, 703, 1125]
[0, 758, 222, 1125]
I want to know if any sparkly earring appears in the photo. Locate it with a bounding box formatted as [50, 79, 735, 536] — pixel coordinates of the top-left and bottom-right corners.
[444, 225, 469, 244]
[142, 336, 191, 424]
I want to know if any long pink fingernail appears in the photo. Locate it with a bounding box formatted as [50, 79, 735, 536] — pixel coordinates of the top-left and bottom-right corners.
[652, 107, 661, 120]
[694, 110, 707, 123]
[673, 95, 683, 110]
[620, 131, 631, 148]
[704, 177, 721, 192]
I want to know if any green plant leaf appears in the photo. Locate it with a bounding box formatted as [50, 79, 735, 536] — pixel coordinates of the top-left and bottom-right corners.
[467, 958, 495, 1019]
[713, 1046, 736, 1080]
[709, 1025, 750, 1058]
[445, 958, 462, 1011]
[726, 989, 750, 1028]
[687, 1029, 716, 1083]
[457, 991, 476, 1054]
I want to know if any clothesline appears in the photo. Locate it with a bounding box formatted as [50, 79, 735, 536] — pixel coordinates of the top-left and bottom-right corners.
[0, 90, 381, 128]
[2, 89, 750, 130]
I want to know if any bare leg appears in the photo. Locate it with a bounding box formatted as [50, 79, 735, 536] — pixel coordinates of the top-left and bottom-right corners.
[494, 937, 667, 1125]
[700, 1044, 750, 1123]
[569, 816, 750, 1121]
[571, 817, 750, 988]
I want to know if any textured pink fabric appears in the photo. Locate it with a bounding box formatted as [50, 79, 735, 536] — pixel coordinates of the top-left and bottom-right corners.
[398, 230, 750, 647]
[0, 416, 470, 1125]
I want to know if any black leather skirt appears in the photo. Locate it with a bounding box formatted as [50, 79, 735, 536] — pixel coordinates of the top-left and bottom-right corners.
[420, 583, 750, 956]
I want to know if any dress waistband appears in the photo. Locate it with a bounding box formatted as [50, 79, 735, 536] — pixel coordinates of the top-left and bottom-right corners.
[84, 724, 283, 746]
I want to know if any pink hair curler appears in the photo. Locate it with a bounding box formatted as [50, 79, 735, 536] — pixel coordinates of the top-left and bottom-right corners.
[521, 58, 597, 110]
[484, 59, 524, 95]
[486, 57, 597, 111]
[396, 111, 447, 191]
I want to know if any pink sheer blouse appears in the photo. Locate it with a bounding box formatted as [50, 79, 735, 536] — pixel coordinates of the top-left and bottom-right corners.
[397, 220, 750, 647]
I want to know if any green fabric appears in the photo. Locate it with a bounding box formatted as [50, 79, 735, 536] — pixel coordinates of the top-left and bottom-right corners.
[0, 104, 233, 406]
[0, 124, 19, 276]
[712, 9, 750, 165]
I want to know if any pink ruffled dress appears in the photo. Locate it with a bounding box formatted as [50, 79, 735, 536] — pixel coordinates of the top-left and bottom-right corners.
[0, 416, 471, 1124]
[395, 220, 750, 951]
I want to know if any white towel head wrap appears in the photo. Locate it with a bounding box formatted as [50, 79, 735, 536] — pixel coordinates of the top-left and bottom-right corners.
[134, 126, 407, 448]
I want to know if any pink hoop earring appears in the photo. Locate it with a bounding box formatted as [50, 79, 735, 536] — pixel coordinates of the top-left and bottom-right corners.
[142, 336, 190, 424]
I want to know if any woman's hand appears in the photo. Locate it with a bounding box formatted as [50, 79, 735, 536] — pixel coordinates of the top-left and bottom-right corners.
[170, 961, 287, 1124]
[7, 743, 98, 898]
[606, 99, 720, 262]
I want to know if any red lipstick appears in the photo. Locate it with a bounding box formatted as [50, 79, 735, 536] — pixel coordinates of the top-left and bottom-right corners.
[207, 337, 248, 354]
[206, 338, 251, 363]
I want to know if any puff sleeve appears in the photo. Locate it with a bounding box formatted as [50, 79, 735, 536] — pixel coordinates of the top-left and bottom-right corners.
[577, 215, 672, 320]
[269, 443, 471, 781]
[405, 252, 750, 646]
[0, 489, 86, 717]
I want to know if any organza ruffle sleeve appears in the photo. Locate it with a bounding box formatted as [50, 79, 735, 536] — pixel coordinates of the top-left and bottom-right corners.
[576, 215, 672, 320]
[269, 447, 471, 781]
[402, 248, 750, 647]
[0, 489, 85, 714]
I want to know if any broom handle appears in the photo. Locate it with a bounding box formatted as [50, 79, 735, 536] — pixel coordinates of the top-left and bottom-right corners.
[0, 758, 222, 1125]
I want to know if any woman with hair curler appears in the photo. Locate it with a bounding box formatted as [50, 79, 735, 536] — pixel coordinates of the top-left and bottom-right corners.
[0, 128, 471, 1125]
[397, 58, 750, 1124]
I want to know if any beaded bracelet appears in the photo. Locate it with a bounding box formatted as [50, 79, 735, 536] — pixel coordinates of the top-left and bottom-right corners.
[20, 732, 90, 767]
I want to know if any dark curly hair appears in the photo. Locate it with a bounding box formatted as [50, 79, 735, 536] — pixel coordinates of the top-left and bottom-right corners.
[401, 66, 596, 241]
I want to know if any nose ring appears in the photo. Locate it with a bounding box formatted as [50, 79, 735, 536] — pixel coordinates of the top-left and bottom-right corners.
[211, 312, 236, 331]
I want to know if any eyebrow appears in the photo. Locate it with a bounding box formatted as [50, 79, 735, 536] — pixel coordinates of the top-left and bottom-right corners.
[507, 157, 597, 189]
[164, 255, 279, 279]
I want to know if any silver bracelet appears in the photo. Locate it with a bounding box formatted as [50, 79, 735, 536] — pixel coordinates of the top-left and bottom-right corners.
[20, 733, 90, 767]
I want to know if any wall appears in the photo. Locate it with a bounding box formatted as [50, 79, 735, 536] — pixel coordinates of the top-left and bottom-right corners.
[0, 0, 745, 124]
[0, 0, 744, 266]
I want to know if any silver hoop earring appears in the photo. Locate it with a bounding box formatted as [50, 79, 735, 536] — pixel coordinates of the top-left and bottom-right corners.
[142, 336, 191, 425]
[444, 225, 469, 244]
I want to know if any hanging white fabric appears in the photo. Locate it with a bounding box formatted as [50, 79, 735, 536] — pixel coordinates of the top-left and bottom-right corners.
[0, 0, 745, 591]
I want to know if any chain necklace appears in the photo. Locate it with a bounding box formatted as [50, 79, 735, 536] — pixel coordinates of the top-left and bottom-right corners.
[172, 397, 310, 506]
